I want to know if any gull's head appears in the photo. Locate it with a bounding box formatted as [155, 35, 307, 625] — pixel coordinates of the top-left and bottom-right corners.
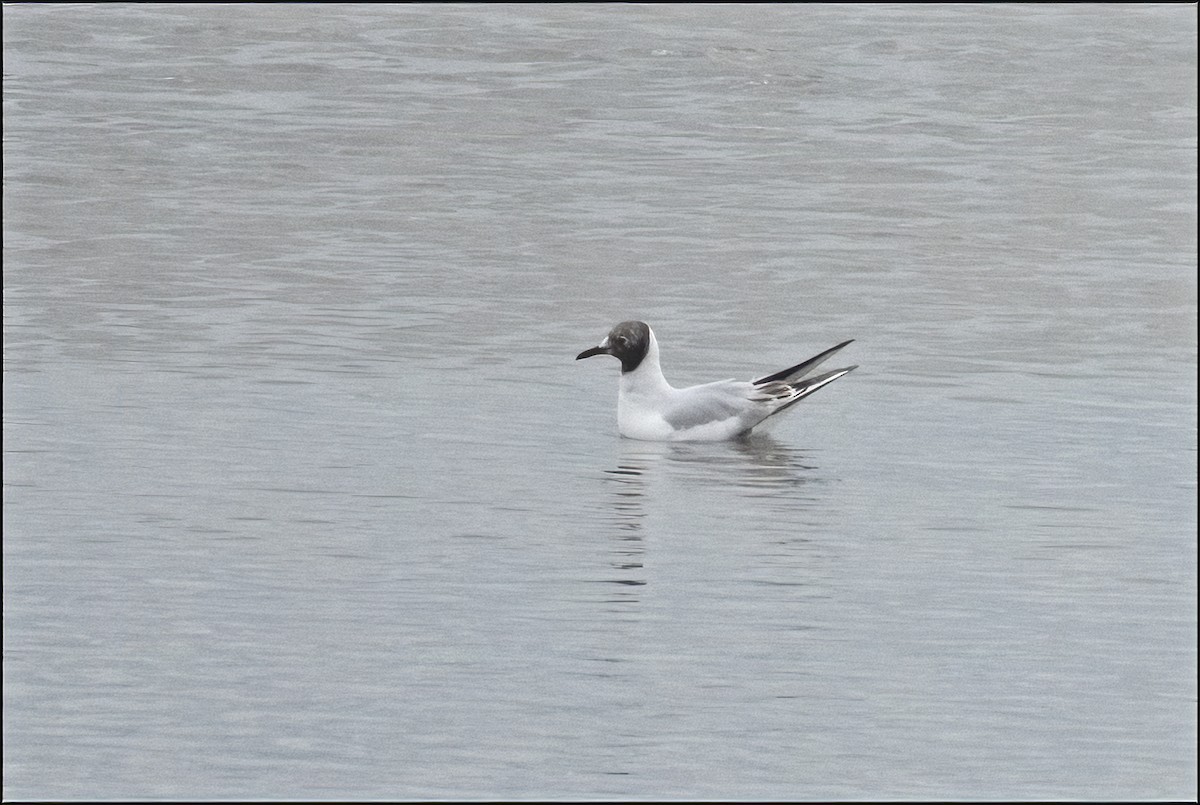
[576, 320, 652, 373]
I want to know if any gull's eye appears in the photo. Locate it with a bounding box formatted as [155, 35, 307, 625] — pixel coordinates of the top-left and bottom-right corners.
[616, 336, 629, 348]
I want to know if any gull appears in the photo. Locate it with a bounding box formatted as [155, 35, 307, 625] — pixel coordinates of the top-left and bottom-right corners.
[576, 321, 856, 441]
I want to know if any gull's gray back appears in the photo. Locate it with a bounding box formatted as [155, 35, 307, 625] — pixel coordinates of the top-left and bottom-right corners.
[661, 380, 759, 431]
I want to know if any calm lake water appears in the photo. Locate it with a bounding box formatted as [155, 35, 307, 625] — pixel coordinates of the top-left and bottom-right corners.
[3, 3, 1196, 801]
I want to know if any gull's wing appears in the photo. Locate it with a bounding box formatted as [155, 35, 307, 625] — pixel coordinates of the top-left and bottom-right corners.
[658, 342, 857, 437]
[752, 366, 858, 415]
[660, 380, 757, 432]
[753, 339, 855, 386]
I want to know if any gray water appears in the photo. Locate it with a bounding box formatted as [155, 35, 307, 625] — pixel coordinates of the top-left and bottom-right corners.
[3, 3, 1196, 801]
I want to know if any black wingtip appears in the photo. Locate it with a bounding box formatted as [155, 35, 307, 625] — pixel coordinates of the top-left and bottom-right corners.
[753, 339, 856, 386]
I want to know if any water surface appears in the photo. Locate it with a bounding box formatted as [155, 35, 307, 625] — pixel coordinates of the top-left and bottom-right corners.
[4, 4, 1196, 800]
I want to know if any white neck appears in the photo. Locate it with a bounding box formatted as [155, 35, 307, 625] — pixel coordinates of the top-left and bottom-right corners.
[618, 326, 673, 398]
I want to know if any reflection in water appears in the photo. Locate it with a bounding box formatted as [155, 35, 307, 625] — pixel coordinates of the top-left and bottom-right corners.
[647, 432, 821, 496]
[598, 434, 823, 602]
[600, 459, 647, 604]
